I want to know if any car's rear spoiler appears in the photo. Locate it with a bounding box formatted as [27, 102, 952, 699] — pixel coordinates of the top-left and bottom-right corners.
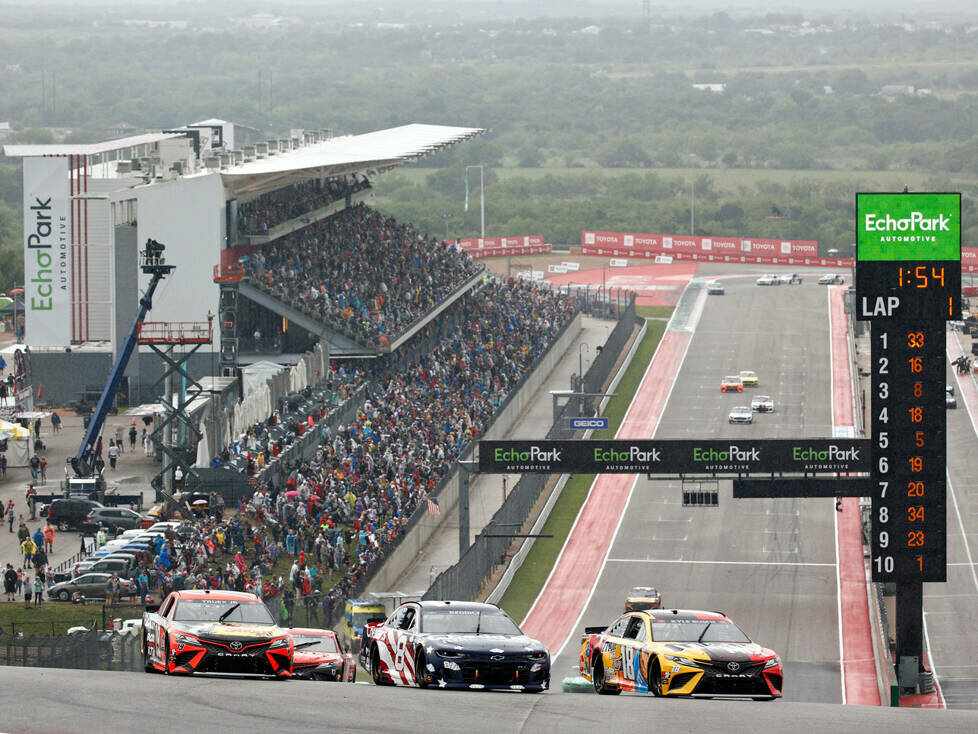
[583, 626, 606, 636]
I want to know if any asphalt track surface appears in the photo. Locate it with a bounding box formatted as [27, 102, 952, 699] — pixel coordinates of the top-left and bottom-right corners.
[937, 331, 978, 709]
[2, 666, 977, 734]
[547, 274, 850, 704]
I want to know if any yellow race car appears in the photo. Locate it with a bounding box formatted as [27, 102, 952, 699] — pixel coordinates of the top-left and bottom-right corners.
[578, 609, 783, 699]
[739, 370, 759, 387]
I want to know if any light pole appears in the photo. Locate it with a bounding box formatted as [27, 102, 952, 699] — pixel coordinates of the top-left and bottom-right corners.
[465, 165, 486, 240]
[689, 153, 696, 236]
[442, 213, 451, 243]
[578, 342, 589, 393]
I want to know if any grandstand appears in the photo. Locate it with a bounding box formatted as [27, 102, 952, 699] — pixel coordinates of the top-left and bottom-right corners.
[3, 121, 486, 405]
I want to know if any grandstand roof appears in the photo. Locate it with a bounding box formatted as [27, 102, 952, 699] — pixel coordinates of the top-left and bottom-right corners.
[220, 123, 486, 198]
[2, 132, 185, 158]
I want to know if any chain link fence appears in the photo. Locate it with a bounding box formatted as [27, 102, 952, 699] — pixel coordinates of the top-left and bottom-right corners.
[0, 628, 143, 672]
[423, 292, 638, 601]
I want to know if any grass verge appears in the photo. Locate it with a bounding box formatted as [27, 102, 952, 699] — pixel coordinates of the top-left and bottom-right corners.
[499, 314, 670, 623]
[0, 601, 147, 636]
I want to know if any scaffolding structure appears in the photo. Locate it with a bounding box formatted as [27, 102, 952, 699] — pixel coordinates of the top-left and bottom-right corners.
[138, 320, 213, 499]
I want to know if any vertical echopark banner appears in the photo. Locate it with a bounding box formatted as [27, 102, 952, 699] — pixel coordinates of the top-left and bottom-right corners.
[23, 156, 70, 346]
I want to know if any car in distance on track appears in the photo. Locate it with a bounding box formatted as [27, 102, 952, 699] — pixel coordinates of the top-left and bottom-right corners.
[578, 608, 783, 699]
[778, 273, 803, 284]
[728, 406, 753, 424]
[817, 273, 845, 284]
[288, 628, 357, 682]
[739, 370, 759, 387]
[947, 392, 957, 409]
[706, 280, 725, 295]
[141, 589, 293, 677]
[751, 395, 775, 413]
[721, 376, 743, 393]
[362, 600, 550, 691]
[624, 587, 662, 612]
[755, 274, 777, 286]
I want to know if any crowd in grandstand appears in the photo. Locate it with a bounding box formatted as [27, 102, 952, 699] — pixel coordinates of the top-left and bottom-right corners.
[211, 277, 578, 621]
[237, 175, 370, 236]
[242, 204, 481, 345]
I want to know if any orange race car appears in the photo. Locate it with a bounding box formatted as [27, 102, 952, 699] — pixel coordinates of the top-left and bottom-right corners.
[141, 589, 293, 678]
[721, 376, 743, 393]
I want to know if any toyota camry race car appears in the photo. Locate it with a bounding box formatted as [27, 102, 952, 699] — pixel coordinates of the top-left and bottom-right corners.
[361, 600, 550, 691]
[141, 590, 293, 677]
[624, 587, 662, 612]
[288, 628, 357, 682]
[579, 609, 782, 699]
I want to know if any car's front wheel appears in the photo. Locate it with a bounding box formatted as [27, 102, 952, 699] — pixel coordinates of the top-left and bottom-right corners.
[57, 590, 70, 602]
[649, 659, 663, 697]
[415, 650, 430, 688]
[57, 520, 70, 532]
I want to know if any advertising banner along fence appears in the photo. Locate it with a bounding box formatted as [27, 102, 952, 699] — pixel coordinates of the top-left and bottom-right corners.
[580, 230, 852, 268]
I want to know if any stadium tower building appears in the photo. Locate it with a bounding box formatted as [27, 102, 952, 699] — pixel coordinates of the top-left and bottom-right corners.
[3, 121, 485, 407]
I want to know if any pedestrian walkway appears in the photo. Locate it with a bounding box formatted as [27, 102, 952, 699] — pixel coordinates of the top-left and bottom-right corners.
[0, 332, 161, 583]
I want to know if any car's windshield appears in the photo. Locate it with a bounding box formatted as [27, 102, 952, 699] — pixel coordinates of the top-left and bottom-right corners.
[292, 634, 339, 652]
[630, 587, 656, 596]
[651, 620, 750, 643]
[422, 609, 522, 635]
[173, 599, 275, 624]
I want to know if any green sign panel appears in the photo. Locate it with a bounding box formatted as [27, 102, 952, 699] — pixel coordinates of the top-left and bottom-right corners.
[856, 192, 960, 261]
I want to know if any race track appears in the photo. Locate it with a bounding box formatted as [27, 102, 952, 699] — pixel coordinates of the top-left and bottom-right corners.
[549, 273, 848, 704]
[1, 666, 975, 734]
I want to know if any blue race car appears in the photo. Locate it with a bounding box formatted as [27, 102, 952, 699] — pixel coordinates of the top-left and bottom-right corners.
[361, 600, 550, 692]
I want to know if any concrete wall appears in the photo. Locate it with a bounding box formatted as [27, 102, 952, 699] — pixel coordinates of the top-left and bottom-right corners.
[366, 312, 583, 594]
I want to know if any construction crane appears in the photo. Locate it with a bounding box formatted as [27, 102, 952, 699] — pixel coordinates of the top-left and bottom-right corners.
[69, 239, 174, 482]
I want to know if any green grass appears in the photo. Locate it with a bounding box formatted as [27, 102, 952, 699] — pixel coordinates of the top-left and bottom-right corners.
[499, 315, 670, 623]
[0, 601, 146, 636]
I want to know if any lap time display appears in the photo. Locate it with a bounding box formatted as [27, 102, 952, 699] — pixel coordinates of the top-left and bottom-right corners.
[857, 191, 958, 583]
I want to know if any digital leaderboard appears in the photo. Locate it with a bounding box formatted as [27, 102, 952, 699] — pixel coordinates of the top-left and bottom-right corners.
[857, 192, 961, 583]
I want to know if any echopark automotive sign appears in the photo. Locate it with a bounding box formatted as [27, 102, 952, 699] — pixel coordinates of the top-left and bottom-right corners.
[479, 440, 870, 475]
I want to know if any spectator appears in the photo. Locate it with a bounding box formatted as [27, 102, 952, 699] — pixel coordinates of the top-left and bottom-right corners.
[51, 412, 62, 433]
[33, 576, 43, 607]
[107, 440, 119, 470]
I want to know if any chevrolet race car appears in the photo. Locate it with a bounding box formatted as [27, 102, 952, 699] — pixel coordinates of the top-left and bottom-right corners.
[751, 395, 775, 413]
[578, 609, 783, 700]
[361, 600, 550, 691]
[721, 376, 743, 393]
[288, 628, 357, 682]
[624, 587, 662, 612]
[141, 589, 293, 677]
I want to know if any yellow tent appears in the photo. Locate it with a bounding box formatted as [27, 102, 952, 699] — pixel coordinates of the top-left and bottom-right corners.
[0, 419, 33, 466]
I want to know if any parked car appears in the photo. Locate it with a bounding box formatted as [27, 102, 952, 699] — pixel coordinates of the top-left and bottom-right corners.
[47, 572, 137, 602]
[45, 498, 105, 532]
[72, 556, 137, 579]
[79, 507, 153, 534]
